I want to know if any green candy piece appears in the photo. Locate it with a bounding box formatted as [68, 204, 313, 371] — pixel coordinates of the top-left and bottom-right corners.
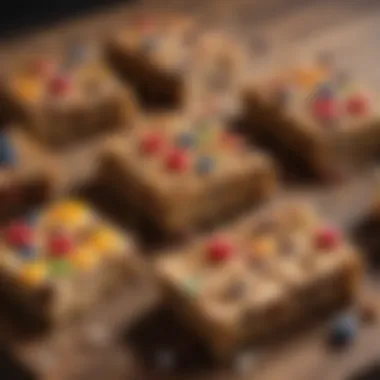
[198, 127, 215, 147]
[183, 276, 201, 298]
[49, 259, 73, 278]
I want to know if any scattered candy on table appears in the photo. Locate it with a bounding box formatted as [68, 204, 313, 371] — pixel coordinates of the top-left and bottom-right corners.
[328, 313, 358, 348]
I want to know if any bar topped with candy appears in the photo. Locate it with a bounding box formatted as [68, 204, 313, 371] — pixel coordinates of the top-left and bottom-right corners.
[0, 198, 138, 327]
[0, 43, 138, 148]
[102, 113, 277, 234]
[243, 57, 380, 178]
[107, 13, 248, 117]
[155, 201, 362, 358]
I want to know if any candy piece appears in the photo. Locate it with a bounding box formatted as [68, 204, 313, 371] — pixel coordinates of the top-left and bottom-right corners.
[196, 156, 214, 175]
[315, 83, 335, 99]
[49, 258, 73, 277]
[48, 75, 71, 96]
[315, 227, 341, 250]
[18, 246, 36, 260]
[328, 314, 358, 348]
[20, 262, 47, 286]
[165, 149, 189, 172]
[0, 132, 16, 166]
[25, 211, 40, 225]
[29, 59, 55, 77]
[88, 228, 124, 253]
[251, 236, 276, 258]
[175, 132, 196, 149]
[72, 247, 100, 271]
[293, 67, 326, 89]
[140, 132, 165, 155]
[312, 98, 339, 122]
[183, 276, 201, 298]
[46, 200, 89, 227]
[5, 222, 33, 248]
[346, 94, 369, 117]
[66, 43, 88, 66]
[11, 76, 43, 102]
[48, 232, 74, 257]
[207, 237, 234, 262]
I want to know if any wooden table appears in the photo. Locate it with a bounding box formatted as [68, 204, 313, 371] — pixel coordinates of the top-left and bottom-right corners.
[2, 1, 380, 379]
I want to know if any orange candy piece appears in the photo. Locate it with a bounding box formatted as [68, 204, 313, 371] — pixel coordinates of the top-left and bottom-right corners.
[291, 66, 328, 89]
[11, 75, 43, 102]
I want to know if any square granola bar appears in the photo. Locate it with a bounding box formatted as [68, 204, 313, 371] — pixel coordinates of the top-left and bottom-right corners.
[101, 114, 277, 234]
[0, 199, 138, 328]
[155, 201, 362, 358]
[243, 59, 380, 178]
[107, 14, 247, 118]
[0, 44, 138, 148]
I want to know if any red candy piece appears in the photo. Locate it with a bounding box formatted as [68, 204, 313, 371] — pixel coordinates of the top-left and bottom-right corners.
[165, 149, 189, 172]
[140, 133, 164, 155]
[207, 237, 234, 262]
[30, 59, 55, 77]
[6, 222, 33, 247]
[315, 227, 341, 250]
[346, 95, 369, 117]
[312, 98, 339, 122]
[48, 75, 71, 96]
[48, 233, 74, 257]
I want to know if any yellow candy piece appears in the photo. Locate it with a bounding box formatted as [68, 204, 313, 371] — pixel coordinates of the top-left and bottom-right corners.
[291, 67, 327, 89]
[88, 228, 124, 255]
[78, 64, 110, 82]
[72, 246, 100, 271]
[20, 262, 47, 286]
[11, 76, 43, 102]
[46, 200, 90, 227]
[251, 236, 277, 258]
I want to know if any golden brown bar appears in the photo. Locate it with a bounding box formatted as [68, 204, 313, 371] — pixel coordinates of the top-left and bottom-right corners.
[101, 113, 277, 234]
[0, 44, 138, 148]
[155, 201, 362, 359]
[0, 199, 138, 329]
[243, 58, 380, 178]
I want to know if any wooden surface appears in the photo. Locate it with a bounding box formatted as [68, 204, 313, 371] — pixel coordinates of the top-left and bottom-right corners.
[2, 1, 380, 379]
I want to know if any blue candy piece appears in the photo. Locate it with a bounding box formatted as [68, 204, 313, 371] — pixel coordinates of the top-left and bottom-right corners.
[18, 246, 36, 260]
[328, 314, 358, 347]
[64, 43, 88, 69]
[176, 133, 196, 149]
[25, 210, 40, 225]
[196, 156, 214, 175]
[316, 83, 335, 99]
[0, 132, 16, 166]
